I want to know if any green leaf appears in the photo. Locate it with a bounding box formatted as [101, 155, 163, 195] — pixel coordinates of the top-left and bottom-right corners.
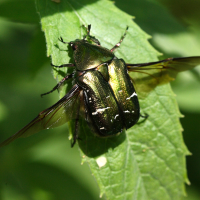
[36, 0, 189, 199]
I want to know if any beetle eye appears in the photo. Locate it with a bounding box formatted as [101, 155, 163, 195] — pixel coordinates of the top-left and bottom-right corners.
[70, 43, 77, 51]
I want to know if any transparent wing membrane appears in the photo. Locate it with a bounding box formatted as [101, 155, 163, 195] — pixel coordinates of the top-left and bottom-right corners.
[127, 56, 200, 97]
[0, 84, 82, 147]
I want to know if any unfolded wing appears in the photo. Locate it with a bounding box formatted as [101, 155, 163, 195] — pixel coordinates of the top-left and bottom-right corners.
[127, 56, 200, 98]
[0, 84, 82, 147]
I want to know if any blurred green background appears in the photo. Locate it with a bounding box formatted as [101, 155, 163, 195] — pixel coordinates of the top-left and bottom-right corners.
[0, 0, 200, 199]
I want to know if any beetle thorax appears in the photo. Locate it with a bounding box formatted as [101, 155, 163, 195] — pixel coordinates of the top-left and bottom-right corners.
[71, 40, 115, 71]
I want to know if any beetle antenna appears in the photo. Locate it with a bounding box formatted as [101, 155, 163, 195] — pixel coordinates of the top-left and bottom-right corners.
[87, 24, 91, 34]
[58, 37, 68, 44]
[83, 24, 92, 40]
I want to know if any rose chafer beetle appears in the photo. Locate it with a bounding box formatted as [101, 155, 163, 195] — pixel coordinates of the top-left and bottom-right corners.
[1, 25, 200, 147]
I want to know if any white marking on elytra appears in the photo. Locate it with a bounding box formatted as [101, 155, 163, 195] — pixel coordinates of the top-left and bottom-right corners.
[106, 96, 110, 99]
[92, 107, 111, 115]
[100, 127, 105, 130]
[114, 114, 119, 119]
[124, 110, 130, 113]
[89, 97, 91, 101]
[126, 92, 137, 100]
[96, 156, 107, 168]
[132, 111, 135, 113]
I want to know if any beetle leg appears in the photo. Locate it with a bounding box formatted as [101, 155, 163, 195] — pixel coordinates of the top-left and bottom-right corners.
[140, 113, 149, 119]
[71, 96, 82, 147]
[137, 113, 149, 124]
[71, 117, 80, 147]
[51, 63, 75, 68]
[110, 26, 129, 52]
[41, 73, 74, 97]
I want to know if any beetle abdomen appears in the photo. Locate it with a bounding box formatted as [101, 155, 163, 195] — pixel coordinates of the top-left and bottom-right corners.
[78, 70, 124, 136]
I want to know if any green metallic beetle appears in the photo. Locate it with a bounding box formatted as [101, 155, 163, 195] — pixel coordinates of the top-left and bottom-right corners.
[1, 25, 200, 147]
